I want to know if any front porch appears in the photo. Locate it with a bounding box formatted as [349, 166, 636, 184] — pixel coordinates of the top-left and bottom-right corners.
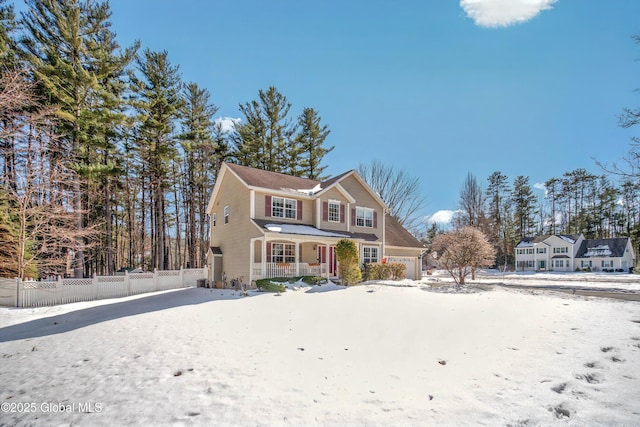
[250, 237, 339, 282]
[252, 262, 328, 280]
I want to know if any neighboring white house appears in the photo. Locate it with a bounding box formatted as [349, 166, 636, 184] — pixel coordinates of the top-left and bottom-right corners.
[515, 234, 636, 272]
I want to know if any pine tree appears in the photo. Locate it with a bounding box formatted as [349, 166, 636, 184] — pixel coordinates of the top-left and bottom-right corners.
[19, 0, 122, 277]
[295, 107, 332, 179]
[233, 86, 296, 173]
[131, 48, 183, 270]
[486, 171, 513, 268]
[512, 176, 537, 240]
[179, 82, 218, 268]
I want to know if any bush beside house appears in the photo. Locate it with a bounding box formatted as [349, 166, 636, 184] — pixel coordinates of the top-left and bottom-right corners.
[335, 239, 361, 285]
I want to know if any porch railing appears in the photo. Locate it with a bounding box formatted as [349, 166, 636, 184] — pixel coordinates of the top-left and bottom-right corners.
[253, 262, 326, 280]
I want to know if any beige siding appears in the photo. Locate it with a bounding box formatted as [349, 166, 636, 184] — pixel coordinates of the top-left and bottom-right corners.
[210, 172, 262, 281]
[386, 247, 422, 257]
[319, 187, 351, 231]
[339, 175, 384, 234]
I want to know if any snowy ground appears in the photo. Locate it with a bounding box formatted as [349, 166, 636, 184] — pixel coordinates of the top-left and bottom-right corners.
[1, 277, 639, 426]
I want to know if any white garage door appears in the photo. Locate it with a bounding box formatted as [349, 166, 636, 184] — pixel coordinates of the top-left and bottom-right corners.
[386, 257, 416, 280]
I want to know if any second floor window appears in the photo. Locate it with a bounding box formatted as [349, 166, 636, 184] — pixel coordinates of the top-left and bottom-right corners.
[356, 207, 374, 228]
[536, 247, 546, 254]
[328, 201, 340, 222]
[553, 247, 568, 254]
[272, 197, 297, 219]
[224, 205, 229, 224]
[213, 213, 217, 227]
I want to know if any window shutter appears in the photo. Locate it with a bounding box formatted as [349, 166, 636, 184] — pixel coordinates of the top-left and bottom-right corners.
[373, 211, 378, 228]
[340, 204, 345, 223]
[351, 208, 356, 226]
[323, 202, 328, 221]
[297, 200, 303, 220]
[265, 195, 271, 217]
[266, 242, 271, 262]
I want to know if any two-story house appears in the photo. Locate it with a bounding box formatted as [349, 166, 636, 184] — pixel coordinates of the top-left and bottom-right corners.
[206, 162, 424, 287]
[515, 234, 636, 272]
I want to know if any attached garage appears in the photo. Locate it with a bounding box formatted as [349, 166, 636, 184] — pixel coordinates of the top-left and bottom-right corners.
[384, 215, 425, 280]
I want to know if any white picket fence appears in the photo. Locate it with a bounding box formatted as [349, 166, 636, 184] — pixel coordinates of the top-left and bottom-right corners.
[0, 268, 207, 308]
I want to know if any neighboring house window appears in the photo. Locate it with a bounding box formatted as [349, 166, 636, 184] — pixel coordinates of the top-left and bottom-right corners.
[554, 260, 565, 268]
[601, 260, 613, 268]
[536, 247, 546, 254]
[272, 197, 297, 219]
[525, 248, 533, 255]
[517, 260, 534, 269]
[363, 246, 379, 264]
[224, 205, 229, 224]
[581, 260, 592, 268]
[553, 247, 568, 254]
[328, 200, 341, 222]
[212, 213, 217, 227]
[356, 207, 374, 227]
[271, 243, 295, 263]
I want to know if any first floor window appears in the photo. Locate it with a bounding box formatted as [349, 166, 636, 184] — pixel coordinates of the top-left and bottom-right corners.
[554, 260, 565, 268]
[581, 260, 592, 268]
[601, 260, 613, 268]
[356, 207, 374, 227]
[363, 246, 379, 264]
[271, 243, 295, 263]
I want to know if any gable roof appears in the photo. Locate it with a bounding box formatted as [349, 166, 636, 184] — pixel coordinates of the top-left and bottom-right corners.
[517, 234, 582, 247]
[226, 162, 321, 193]
[223, 162, 387, 209]
[385, 214, 423, 249]
[575, 237, 630, 259]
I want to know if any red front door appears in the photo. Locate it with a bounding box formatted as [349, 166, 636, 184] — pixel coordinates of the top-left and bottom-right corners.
[317, 245, 337, 276]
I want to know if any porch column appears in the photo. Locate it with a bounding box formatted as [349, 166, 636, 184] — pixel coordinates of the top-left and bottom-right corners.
[295, 241, 300, 276]
[261, 238, 267, 278]
[249, 238, 255, 284]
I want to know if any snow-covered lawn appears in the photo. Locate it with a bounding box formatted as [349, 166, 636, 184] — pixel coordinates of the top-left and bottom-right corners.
[428, 269, 640, 291]
[1, 280, 639, 426]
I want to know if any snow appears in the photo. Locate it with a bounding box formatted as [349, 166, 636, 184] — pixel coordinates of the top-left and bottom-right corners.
[265, 223, 350, 238]
[559, 235, 578, 244]
[1, 276, 639, 426]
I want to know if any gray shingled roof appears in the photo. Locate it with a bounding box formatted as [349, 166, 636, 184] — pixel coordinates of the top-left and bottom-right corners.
[575, 238, 629, 258]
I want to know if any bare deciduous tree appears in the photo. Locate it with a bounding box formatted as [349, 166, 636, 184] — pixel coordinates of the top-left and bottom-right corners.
[357, 159, 426, 234]
[431, 226, 495, 286]
[0, 69, 98, 278]
[454, 172, 485, 229]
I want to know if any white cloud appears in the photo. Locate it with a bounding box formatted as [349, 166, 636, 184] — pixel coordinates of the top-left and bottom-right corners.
[533, 182, 546, 193]
[460, 0, 557, 28]
[214, 117, 241, 134]
[426, 210, 457, 224]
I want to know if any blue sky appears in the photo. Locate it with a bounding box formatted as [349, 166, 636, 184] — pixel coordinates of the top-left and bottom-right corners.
[17, 0, 640, 226]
